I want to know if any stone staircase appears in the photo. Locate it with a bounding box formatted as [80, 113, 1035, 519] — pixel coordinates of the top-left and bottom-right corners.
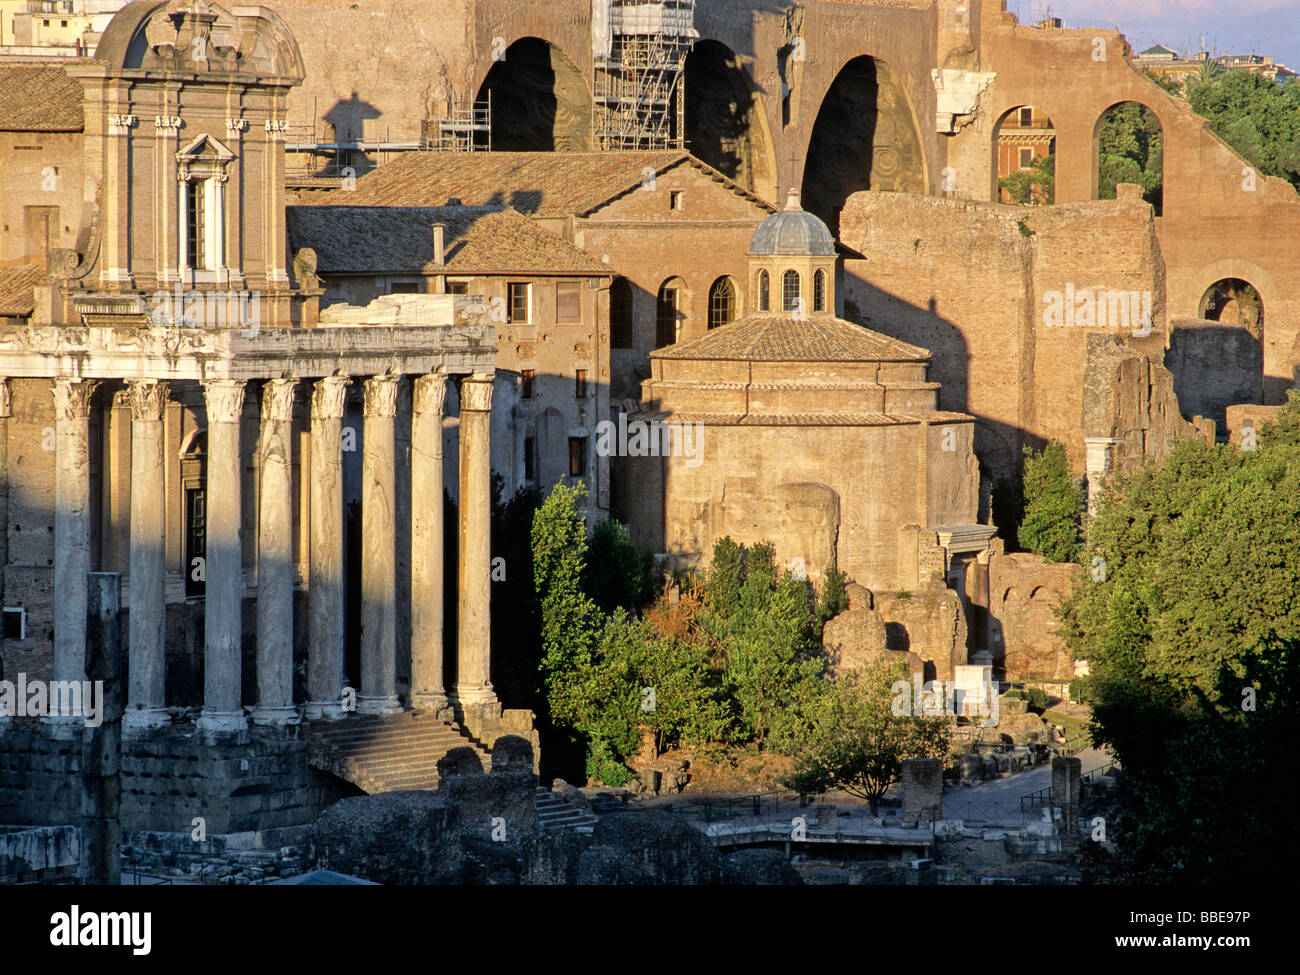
[534, 788, 599, 833]
[305, 712, 491, 794]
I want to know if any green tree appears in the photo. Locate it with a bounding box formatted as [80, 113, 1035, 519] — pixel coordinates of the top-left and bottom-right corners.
[1063, 392, 1300, 883]
[1187, 69, 1300, 191]
[725, 547, 826, 749]
[784, 659, 952, 816]
[999, 152, 1055, 205]
[532, 482, 602, 731]
[815, 564, 849, 631]
[584, 518, 655, 613]
[1019, 441, 1085, 563]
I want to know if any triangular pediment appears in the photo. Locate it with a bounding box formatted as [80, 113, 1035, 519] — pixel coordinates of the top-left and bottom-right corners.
[177, 132, 235, 163]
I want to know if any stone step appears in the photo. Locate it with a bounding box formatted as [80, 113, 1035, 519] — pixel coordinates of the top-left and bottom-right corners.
[305, 713, 488, 796]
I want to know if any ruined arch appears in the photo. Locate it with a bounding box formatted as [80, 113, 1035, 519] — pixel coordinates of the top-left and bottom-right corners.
[683, 39, 778, 201]
[474, 37, 592, 151]
[1199, 278, 1264, 341]
[1094, 100, 1164, 215]
[801, 55, 926, 235]
[993, 105, 1057, 205]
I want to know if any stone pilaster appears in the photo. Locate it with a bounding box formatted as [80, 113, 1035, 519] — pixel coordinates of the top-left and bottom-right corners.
[253, 379, 299, 726]
[410, 374, 448, 711]
[103, 114, 137, 286]
[46, 378, 98, 737]
[154, 115, 183, 284]
[198, 380, 248, 736]
[124, 380, 170, 733]
[456, 374, 497, 709]
[305, 375, 349, 720]
[358, 374, 402, 715]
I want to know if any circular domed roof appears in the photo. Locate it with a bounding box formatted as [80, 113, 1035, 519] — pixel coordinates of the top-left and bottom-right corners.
[749, 189, 836, 257]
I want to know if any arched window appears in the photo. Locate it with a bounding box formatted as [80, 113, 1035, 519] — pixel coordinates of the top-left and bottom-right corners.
[708, 277, 736, 330]
[813, 269, 827, 313]
[782, 270, 801, 313]
[757, 269, 770, 312]
[610, 277, 634, 348]
[656, 280, 683, 348]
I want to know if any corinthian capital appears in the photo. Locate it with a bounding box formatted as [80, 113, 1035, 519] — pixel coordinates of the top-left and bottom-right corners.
[310, 375, 349, 420]
[363, 374, 401, 418]
[203, 379, 246, 424]
[128, 379, 169, 421]
[413, 373, 448, 416]
[460, 374, 494, 413]
[261, 379, 297, 423]
[51, 378, 99, 421]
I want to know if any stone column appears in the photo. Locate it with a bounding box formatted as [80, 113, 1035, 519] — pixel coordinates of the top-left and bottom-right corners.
[46, 378, 98, 737]
[305, 376, 349, 720]
[124, 380, 170, 733]
[253, 379, 299, 726]
[410, 374, 448, 711]
[198, 380, 247, 735]
[456, 374, 497, 708]
[1083, 437, 1123, 517]
[358, 374, 402, 715]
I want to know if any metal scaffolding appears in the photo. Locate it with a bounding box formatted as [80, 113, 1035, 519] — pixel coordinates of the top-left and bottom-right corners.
[430, 94, 492, 152]
[592, 0, 698, 151]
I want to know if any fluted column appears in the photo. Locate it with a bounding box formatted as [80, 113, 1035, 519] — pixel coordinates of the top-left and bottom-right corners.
[46, 378, 98, 737]
[456, 374, 496, 706]
[198, 380, 247, 735]
[410, 374, 448, 711]
[305, 375, 349, 720]
[124, 380, 169, 733]
[358, 374, 402, 715]
[253, 379, 298, 726]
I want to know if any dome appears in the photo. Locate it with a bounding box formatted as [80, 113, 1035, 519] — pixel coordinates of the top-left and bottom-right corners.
[748, 188, 836, 257]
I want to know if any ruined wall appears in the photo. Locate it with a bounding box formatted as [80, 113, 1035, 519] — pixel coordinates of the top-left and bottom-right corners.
[839, 186, 1167, 499]
[974, 549, 1080, 681]
[1165, 318, 1263, 429]
[959, 5, 1300, 405]
[270, 0, 946, 203]
[1081, 334, 1198, 473]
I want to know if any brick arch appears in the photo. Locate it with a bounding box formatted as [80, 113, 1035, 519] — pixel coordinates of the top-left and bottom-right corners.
[1090, 99, 1168, 213]
[989, 103, 1061, 202]
[685, 38, 779, 202]
[471, 36, 594, 151]
[799, 52, 928, 234]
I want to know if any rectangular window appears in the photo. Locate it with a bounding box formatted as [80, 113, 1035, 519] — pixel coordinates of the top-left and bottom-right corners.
[521, 369, 534, 400]
[568, 437, 587, 478]
[447, 281, 469, 295]
[508, 282, 530, 323]
[389, 281, 420, 294]
[524, 437, 536, 482]
[655, 287, 678, 348]
[575, 369, 587, 398]
[556, 282, 581, 323]
[669, 190, 683, 211]
[185, 486, 207, 598]
[1019, 147, 1034, 168]
[186, 179, 207, 270]
[2, 607, 26, 641]
[1019, 107, 1033, 126]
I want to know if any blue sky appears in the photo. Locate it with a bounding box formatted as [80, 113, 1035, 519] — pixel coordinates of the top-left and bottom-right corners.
[1008, 0, 1300, 73]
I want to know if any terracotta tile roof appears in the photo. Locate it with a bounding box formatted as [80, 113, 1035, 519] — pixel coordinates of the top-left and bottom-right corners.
[295, 151, 774, 216]
[0, 264, 47, 317]
[287, 205, 609, 276]
[652, 314, 931, 362]
[0, 65, 84, 132]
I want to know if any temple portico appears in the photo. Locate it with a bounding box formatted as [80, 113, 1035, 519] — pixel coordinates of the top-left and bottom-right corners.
[0, 295, 501, 741]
